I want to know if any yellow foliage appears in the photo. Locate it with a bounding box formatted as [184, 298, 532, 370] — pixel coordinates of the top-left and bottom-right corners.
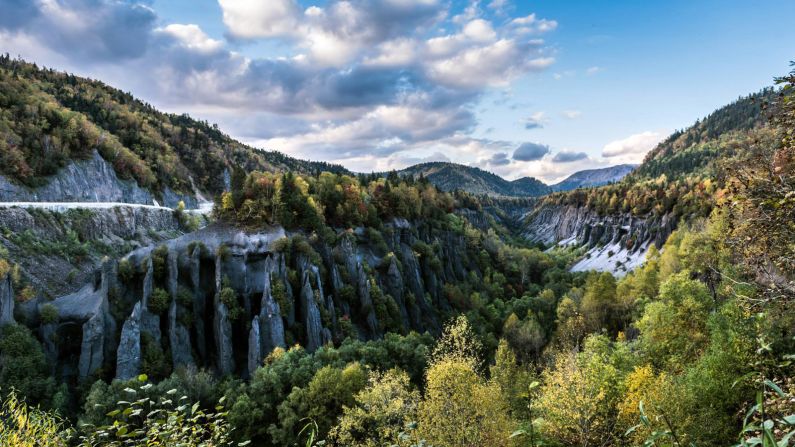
[0, 391, 70, 446]
[617, 365, 670, 441]
[419, 359, 514, 447]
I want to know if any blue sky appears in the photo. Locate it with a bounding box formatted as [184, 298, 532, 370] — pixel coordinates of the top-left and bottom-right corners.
[1, 0, 793, 182]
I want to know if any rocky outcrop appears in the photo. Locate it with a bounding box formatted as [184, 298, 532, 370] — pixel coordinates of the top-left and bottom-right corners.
[522, 203, 678, 276]
[0, 150, 198, 208]
[247, 315, 261, 377]
[213, 253, 235, 376]
[300, 272, 324, 352]
[0, 205, 185, 297]
[79, 313, 105, 378]
[0, 273, 13, 326]
[258, 256, 285, 359]
[17, 217, 475, 381]
[116, 302, 142, 380]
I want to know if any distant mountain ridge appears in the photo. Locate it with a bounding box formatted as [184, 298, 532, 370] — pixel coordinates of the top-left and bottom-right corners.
[395, 162, 636, 197]
[550, 164, 637, 191]
[395, 162, 550, 197]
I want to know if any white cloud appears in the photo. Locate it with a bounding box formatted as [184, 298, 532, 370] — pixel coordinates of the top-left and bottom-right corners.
[463, 19, 497, 42]
[524, 111, 546, 129]
[0, 0, 562, 175]
[586, 66, 602, 75]
[562, 110, 582, 119]
[156, 24, 223, 54]
[427, 39, 553, 88]
[602, 131, 665, 163]
[218, 0, 300, 39]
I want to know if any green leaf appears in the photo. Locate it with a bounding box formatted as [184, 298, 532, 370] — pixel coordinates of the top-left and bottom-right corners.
[764, 379, 786, 398]
[510, 430, 526, 439]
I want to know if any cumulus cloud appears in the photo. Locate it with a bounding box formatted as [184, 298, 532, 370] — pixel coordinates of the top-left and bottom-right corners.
[524, 111, 546, 129]
[0, 0, 156, 63]
[486, 152, 511, 166]
[562, 110, 581, 119]
[218, 0, 300, 39]
[513, 142, 550, 161]
[0, 0, 560, 171]
[602, 131, 665, 163]
[551, 151, 588, 163]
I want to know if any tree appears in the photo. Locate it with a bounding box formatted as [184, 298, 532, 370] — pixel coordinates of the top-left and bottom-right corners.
[0, 324, 56, 407]
[270, 363, 367, 446]
[328, 369, 420, 447]
[419, 317, 514, 447]
[636, 272, 712, 370]
[535, 335, 632, 447]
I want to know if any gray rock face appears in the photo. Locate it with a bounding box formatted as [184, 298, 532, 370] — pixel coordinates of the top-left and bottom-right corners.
[522, 203, 676, 251]
[356, 263, 380, 336]
[116, 302, 142, 380]
[247, 315, 261, 377]
[189, 245, 207, 361]
[300, 273, 324, 352]
[142, 257, 154, 309]
[384, 256, 411, 329]
[259, 256, 285, 358]
[0, 151, 154, 204]
[79, 313, 105, 378]
[167, 248, 193, 368]
[399, 244, 438, 331]
[214, 256, 234, 375]
[0, 273, 14, 326]
[169, 298, 194, 369]
[0, 150, 198, 207]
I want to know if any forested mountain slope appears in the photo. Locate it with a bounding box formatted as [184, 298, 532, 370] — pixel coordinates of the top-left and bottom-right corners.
[550, 163, 637, 191]
[521, 87, 779, 275]
[395, 162, 551, 197]
[0, 57, 347, 206]
[0, 59, 793, 447]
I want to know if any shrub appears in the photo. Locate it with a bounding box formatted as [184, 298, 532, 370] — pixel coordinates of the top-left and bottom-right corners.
[148, 288, 170, 315]
[39, 304, 59, 325]
[219, 287, 242, 320]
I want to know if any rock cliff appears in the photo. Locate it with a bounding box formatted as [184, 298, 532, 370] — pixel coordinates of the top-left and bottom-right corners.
[522, 203, 678, 276]
[15, 216, 475, 382]
[0, 150, 199, 208]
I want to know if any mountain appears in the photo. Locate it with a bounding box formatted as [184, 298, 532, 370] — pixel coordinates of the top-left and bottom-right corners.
[396, 162, 551, 196]
[521, 87, 778, 276]
[0, 55, 793, 447]
[550, 164, 637, 191]
[0, 56, 349, 207]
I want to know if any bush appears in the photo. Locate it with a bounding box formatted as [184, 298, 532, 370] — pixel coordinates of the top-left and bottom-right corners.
[219, 287, 242, 320]
[148, 288, 170, 315]
[39, 304, 59, 325]
[0, 324, 55, 406]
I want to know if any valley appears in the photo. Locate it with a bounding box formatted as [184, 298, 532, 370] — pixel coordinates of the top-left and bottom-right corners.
[0, 56, 793, 447]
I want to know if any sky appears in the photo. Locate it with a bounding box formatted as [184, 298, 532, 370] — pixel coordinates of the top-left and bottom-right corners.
[1, 0, 793, 183]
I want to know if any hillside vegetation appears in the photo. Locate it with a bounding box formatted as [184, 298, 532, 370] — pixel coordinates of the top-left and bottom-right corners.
[0, 56, 347, 199]
[0, 60, 793, 447]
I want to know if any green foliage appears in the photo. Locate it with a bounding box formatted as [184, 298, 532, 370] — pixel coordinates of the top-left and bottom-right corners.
[636, 272, 712, 370]
[140, 333, 171, 380]
[0, 57, 344, 194]
[0, 324, 56, 407]
[78, 375, 244, 447]
[219, 286, 242, 321]
[328, 369, 421, 447]
[147, 288, 170, 315]
[39, 304, 59, 325]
